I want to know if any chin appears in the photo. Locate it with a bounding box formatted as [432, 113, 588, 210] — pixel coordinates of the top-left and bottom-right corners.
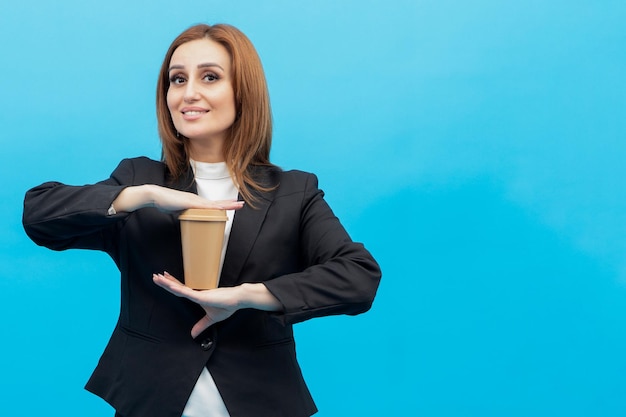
[185, 132, 227, 143]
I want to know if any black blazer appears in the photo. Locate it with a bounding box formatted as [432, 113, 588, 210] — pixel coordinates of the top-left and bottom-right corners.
[23, 157, 381, 417]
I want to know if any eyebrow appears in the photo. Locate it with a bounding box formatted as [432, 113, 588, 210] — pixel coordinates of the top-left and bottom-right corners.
[168, 62, 225, 73]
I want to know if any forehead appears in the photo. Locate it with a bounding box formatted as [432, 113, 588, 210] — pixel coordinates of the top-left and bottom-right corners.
[169, 38, 231, 69]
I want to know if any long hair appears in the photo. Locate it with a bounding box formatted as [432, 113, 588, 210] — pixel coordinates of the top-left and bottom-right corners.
[156, 23, 275, 204]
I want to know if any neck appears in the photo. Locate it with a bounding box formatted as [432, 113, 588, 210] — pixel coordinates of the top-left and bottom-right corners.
[188, 140, 225, 163]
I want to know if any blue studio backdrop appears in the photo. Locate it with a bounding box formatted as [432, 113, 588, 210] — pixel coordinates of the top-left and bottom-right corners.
[1, 1, 626, 416]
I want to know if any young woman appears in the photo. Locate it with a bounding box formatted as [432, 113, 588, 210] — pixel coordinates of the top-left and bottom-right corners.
[23, 23, 381, 417]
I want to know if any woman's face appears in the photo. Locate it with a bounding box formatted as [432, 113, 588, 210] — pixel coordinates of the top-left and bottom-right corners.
[167, 38, 236, 148]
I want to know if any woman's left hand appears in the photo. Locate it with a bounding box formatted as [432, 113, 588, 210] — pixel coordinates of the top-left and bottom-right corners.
[153, 271, 282, 338]
[153, 272, 241, 338]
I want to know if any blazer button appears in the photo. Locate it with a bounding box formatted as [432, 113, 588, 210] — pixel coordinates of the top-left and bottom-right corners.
[200, 338, 214, 351]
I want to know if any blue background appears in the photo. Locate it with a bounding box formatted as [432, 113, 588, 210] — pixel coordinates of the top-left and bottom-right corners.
[1, 1, 625, 416]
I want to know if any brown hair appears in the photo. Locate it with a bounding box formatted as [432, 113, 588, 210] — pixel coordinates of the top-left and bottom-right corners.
[156, 23, 275, 204]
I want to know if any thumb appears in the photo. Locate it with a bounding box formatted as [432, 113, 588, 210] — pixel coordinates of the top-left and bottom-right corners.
[191, 316, 212, 339]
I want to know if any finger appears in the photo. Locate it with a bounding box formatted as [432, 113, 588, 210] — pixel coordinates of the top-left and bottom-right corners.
[153, 272, 187, 292]
[152, 272, 181, 288]
[191, 316, 212, 339]
[163, 271, 183, 284]
[153, 273, 200, 301]
[205, 200, 245, 210]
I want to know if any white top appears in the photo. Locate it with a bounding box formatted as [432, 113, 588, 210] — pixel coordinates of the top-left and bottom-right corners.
[182, 159, 237, 417]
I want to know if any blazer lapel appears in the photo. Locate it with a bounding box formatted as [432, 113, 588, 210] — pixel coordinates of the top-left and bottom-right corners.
[219, 193, 272, 287]
[220, 166, 279, 287]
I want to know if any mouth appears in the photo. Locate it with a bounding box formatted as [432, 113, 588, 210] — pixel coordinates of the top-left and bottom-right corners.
[180, 107, 209, 121]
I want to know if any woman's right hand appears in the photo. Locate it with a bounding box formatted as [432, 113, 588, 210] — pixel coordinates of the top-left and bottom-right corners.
[111, 184, 244, 213]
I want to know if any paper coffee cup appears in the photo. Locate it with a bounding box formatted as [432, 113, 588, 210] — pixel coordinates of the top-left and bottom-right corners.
[179, 208, 228, 290]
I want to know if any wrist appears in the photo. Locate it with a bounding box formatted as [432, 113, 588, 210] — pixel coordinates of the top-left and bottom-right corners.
[112, 185, 154, 213]
[238, 283, 256, 309]
[142, 184, 157, 208]
[238, 283, 282, 312]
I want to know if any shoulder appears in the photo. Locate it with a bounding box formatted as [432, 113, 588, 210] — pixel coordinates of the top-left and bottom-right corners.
[110, 156, 169, 185]
[272, 169, 324, 207]
[278, 169, 317, 186]
[252, 166, 319, 195]
[118, 156, 164, 170]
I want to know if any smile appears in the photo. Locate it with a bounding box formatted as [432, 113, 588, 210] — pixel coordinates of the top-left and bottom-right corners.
[182, 110, 208, 115]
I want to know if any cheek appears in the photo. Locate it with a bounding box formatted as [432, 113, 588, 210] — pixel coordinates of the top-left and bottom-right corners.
[223, 89, 237, 117]
[166, 90, 178, 114]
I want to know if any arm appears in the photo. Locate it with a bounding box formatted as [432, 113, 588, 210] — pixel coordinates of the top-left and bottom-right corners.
[23, 158, 243, 252]
[111, 184, 243, 213]
[262, 173, 382, 325]
[23, 172, 129, 252]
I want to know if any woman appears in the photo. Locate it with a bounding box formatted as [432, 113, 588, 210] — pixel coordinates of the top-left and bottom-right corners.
[23, 23, 381, 417]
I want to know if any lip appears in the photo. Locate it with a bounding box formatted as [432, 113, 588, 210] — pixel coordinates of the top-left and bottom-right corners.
[180, 106, 209, 121]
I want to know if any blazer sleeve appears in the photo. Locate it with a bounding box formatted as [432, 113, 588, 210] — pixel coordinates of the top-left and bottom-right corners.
[22, 159, 135, 253]
[262, 173, 382, 325]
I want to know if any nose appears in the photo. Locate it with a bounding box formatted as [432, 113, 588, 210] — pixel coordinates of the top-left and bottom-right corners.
[183, 80, 200, 103]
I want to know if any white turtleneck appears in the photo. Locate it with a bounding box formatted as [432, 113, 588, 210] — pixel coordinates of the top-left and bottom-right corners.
[182, 159, 237, 417]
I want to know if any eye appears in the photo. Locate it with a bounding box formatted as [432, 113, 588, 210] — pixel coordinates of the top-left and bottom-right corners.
[169, 74, 187, 85]
[203, 72, 220, 82]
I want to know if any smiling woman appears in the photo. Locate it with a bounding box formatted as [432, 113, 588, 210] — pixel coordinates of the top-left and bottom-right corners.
[22, 23, 381, 417]
[166, 38, 237, 161]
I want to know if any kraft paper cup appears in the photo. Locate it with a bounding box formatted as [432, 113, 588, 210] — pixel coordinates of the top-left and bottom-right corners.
[179, 208, 228, 290]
